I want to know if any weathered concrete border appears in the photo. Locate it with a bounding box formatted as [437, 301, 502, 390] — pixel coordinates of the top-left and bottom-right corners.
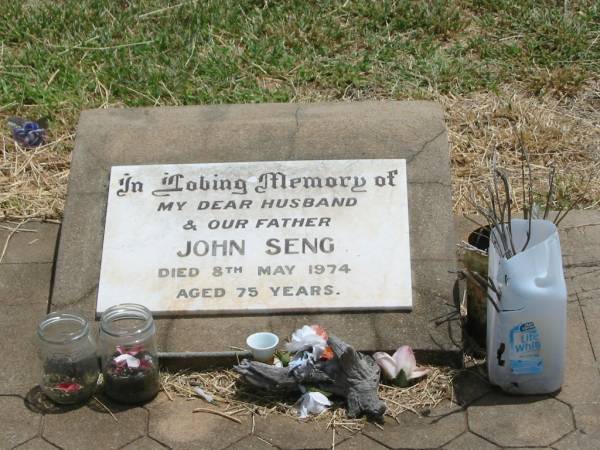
[50, 101, 460, 363]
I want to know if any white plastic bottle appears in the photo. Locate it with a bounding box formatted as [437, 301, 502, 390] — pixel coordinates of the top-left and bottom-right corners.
[487, 219, 566, 394]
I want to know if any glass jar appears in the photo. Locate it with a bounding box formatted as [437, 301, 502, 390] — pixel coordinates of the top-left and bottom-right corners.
[99, 304, 160, 403]
[37, 312, 99, 404]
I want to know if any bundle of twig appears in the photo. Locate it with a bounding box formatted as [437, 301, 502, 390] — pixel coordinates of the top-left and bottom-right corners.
[467, 135, 530, 260]
[467, 129, 591, 261]
[462, 128, 591, 309]
[458, 269, 502, 313]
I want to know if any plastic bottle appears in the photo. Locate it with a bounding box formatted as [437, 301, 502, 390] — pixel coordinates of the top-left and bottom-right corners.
[487, 219, 566, 394]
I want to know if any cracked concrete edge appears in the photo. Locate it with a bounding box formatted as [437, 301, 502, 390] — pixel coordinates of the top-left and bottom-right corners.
[576, 290, 600, 368]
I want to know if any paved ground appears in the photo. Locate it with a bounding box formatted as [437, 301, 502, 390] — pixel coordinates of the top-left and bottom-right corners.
[1, 211, 599, 450]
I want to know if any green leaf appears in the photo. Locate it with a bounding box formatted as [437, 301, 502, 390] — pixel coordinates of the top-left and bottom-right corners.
[392, 370, 409, 388]
[274, 350, 290, 367]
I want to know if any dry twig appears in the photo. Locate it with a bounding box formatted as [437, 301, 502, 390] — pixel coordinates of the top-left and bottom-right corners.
[0, 219, 28, 263]
[192, 407, 243, 424]
[92, 396, 118, 422]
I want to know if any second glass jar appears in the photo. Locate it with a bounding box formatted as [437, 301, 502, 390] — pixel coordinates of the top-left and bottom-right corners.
[99, 303, 159, 403]
[37, 312, 99, 404]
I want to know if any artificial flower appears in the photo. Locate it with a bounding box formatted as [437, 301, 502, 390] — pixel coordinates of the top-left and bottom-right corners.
[117, 344, 143, 356]
[295, 391, 332, 418]
[55, 382, 82, 393]
[373, 345, 430, 381]
[288, 351, 312, 370]
[320, 346, 334, 361]
[312, 325, 328, 341]
[8, 117, 45, 148]
[311, 325, 334, 360]
[286, 325, 328, 360]
[139, 354, 154, 369]
[114, 353, 141, 369]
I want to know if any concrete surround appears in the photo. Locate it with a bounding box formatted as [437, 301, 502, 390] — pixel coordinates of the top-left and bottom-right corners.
[50, 102, 460, 360]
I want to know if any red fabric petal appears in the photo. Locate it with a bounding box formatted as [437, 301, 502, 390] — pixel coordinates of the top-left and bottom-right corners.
[55, 382, 82, 393]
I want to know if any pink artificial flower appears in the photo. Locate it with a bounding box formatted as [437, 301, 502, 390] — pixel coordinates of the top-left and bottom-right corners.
[55, 382, 82, 393]
[114, 353, 140, 369]
[117, 344, 143, 356]
[373, 346, 430, 381]
[139, 355, 154, 369]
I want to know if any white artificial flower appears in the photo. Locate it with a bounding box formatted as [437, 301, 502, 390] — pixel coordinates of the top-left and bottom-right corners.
[114, 353, 140, 369]
[295, 391, 332, 418]
[286, 325, 327, 360]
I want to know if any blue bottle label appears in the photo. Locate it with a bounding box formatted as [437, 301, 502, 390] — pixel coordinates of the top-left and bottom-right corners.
[509, 321, 543, 374]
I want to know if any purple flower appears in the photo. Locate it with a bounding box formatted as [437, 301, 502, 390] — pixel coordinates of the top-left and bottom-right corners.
[8, 117, 45, 148]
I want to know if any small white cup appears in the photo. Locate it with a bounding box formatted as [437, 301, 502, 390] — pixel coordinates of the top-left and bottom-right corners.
[246, 332, 279, 363]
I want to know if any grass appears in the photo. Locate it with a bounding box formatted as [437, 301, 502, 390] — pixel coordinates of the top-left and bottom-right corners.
[1, 0, 599, 219]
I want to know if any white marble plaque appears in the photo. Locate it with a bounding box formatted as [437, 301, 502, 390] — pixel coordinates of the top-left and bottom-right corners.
[97, 160, 412, 314]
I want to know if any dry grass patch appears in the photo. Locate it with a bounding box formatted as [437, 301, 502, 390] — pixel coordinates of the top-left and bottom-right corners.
[1, 83, 598, 220]
[446, 83, 600, 215]
[0, 112, 72, 220]
[160, 365, 456, 432]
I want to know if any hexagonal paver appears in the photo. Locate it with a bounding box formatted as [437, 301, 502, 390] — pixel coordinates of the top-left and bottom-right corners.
[443, 432, 499, 449]
[554, 429, 600, 450]
[336, 433, 387, 449]
[573, 403, 600, 435]
[0, 396, 41, 449]
[0, 303, 45, 395]
[556, 303, 600, 405]
[254, 416, 339, 449]
[579, 290, 600, 359]
[0, 264, 51, 395]
[468, 392, 573, 447]
[14, 437, 59, 449]
[363, 403, 466, 449]
[120, 436, 169, 449]
[44, 403, 147, 450]
[0, 222, 59, 264]
[148, 394, 250, 449]
[452, 369, 493, 407]
[225, 435, 277, 449]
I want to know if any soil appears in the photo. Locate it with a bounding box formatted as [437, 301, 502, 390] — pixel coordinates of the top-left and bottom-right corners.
[103, 351, 159, 404]
[41, 354, 99, 404]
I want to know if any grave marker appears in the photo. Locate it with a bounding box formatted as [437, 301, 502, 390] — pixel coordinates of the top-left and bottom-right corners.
[98, 160, 412, 314]
[51, 102, 460, 362]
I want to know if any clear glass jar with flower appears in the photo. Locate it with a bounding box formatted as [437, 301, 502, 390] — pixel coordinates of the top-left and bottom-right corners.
[99, 303, 159, 403]
[37, 312, 99, 404]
